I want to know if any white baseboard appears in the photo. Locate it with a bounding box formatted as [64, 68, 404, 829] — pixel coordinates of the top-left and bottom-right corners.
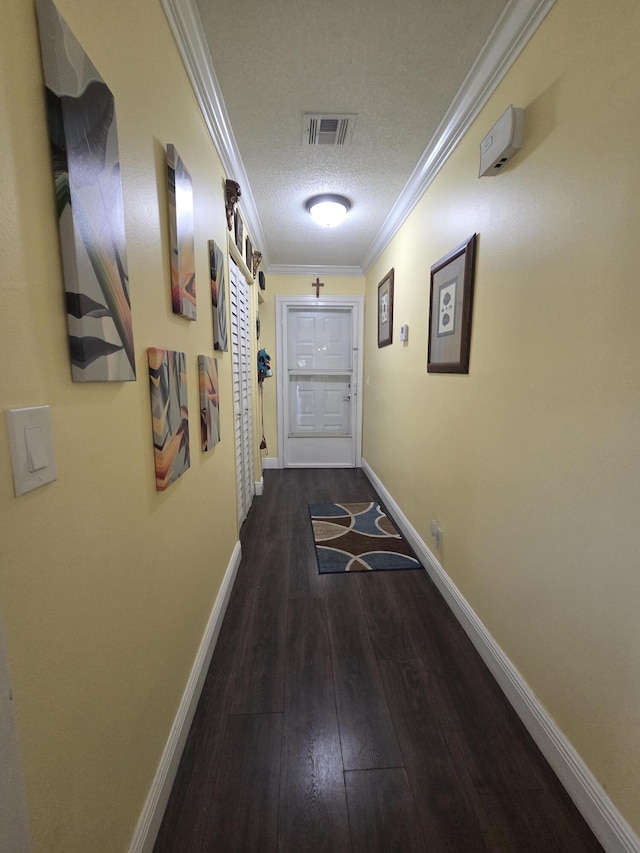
[254, 477, 264, 496]
[361, 458, 640, 853]
[128, 540, 242, 853]
[262, 456, 279, 470]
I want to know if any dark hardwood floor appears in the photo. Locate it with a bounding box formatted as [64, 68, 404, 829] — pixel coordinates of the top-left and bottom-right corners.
[154, 468, 602, 852]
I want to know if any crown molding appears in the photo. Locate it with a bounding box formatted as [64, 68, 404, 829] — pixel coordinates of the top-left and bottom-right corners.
[160, 0, 269, 268]
[360, 0, 557, 273]
[266, 264, 364, 278]
[162, 0, 555, 278]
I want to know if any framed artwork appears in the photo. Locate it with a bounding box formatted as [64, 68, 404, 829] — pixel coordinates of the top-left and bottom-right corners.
[427, 234, 477, 373]
[198, 355, 220, 451]
[167, 144, 196, 319]
[35, 0, 135, 382]
[234, 211, 244, 253]
[245, 234, 253, 271]
[208, 239, 228, 351]
[148, 348, 190, 491]
[377, 269, 394, 347]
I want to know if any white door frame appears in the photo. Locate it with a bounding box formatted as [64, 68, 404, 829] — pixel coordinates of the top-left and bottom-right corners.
[276, 295, 364, 469]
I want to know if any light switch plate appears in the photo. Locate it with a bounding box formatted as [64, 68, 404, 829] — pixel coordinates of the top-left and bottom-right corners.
[5, 406, 57, 496]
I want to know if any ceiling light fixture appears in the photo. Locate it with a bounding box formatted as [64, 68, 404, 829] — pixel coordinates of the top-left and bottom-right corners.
[305, 194, 351, 227]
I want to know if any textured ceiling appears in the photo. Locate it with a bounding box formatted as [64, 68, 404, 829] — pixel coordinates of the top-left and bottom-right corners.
[192, 0, 510, 271]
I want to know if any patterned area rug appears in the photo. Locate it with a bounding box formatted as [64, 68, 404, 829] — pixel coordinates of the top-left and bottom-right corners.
[308, 502, 423, 574]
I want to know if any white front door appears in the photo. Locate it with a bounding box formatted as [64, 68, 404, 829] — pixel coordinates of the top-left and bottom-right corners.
[230, 258, 254, 527]
[277, 297, 363, 468]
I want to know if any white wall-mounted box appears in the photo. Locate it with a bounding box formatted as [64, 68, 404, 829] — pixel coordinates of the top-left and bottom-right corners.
[479, 105, 524, 177]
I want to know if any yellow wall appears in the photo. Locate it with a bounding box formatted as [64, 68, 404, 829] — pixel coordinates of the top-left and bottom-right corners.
[363, 0, 640, 834]
[3, 0, 639, 846]
[258, 274, 365, 459]
[0, 0, 247, 850]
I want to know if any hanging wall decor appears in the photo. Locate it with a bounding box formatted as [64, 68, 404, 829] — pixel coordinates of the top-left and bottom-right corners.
[35, 0, 135, 381]
[198, 354, 220, 451]
[166, 144, 196, 319]
[148, 348, 190, 490]
[377, 268, 394, 347]
[234, 211, 244, 254]
[225, 179, 241, 230]
[427, 234, 477, 373]
[208, 239, 228, 351]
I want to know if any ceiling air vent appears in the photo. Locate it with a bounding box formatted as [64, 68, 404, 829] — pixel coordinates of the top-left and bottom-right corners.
[303, 113, 356, 147]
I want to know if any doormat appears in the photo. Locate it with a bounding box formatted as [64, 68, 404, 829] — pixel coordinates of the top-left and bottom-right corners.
[308, 502, 423, 574]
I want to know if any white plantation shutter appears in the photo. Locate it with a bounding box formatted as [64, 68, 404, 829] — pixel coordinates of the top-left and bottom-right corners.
[230, 258, 254, 527]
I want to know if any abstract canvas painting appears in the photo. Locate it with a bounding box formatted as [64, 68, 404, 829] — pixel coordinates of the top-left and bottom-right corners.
[148, 348, 190, 491]
[208, 239, 228, 351]
[35, 0, 135, 381]
[198, 355, 220, 451]
[167, 144, 196, 319]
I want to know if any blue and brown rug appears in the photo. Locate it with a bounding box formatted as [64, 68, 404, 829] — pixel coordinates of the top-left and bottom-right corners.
[308, 502, 423, 574]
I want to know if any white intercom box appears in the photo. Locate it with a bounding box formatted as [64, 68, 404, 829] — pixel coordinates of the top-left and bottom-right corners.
[479, 106, 524, 177]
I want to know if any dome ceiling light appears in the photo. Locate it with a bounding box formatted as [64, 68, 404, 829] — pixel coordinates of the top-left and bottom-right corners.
[305, 194, 351, 227]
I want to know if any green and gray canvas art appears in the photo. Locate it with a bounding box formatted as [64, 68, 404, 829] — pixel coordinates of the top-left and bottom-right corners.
[36, 0, 135, 381]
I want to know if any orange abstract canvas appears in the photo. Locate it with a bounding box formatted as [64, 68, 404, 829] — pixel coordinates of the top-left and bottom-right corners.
[167, 144, 196, 319]
[208, 240, 228, 351]
[198, 355, 220, 451]
[148, 348, 190, 490]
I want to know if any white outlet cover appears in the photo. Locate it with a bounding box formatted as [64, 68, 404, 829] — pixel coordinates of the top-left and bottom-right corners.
[5, 406, 57, 496]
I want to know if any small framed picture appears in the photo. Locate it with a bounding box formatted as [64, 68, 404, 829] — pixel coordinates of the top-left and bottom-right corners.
[377, 268, 394, 347]
[245, 234, 253, 270]
[427, 234, 477, 373]
[234, 211, 243, 253]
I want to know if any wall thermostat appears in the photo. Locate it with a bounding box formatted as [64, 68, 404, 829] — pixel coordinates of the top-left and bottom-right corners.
[479, 105, 524, 177]
[399, 324, 409, 342]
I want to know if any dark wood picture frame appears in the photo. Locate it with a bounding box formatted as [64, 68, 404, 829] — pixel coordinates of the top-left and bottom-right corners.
[427, 234, 477, 373]
[234, 211, 243, 253]
[245, 234, 253, 270]
[377, 268, 394, 347]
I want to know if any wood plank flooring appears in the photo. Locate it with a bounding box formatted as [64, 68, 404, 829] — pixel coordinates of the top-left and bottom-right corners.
[154, 468, 602, 852]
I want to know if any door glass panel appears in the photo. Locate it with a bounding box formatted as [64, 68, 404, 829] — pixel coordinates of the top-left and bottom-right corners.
[288, 309, 352, 370]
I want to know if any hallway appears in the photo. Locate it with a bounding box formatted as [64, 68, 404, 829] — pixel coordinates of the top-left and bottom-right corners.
[154, 468, 602, 852]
